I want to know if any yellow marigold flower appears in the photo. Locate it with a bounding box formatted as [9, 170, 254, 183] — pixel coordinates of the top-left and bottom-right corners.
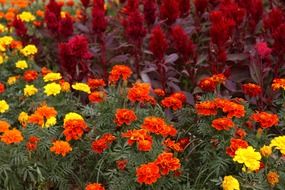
[267, 171, 279, 187]
[72, 83, 91, 94]
[44, 117, 57, 128]
[270, 136, 285, 155]
[7, 76, 18, 85]
[0, 24, 7, 33]
[18, 112, 29, 126]
[20, 44, 38, 56]
[222, 176, 240, 190]
[0, 100, 9, 113]
[43, 72, 62, 82]
[233, 146, 261, 172]
[44, 82, 61, 96]
[260, 145, 272, 157]
[18, 11, 35, 22]
[15, 60, 28, 69]
[64, 112, 83, 124]
[24, 84, 38, 97]
[0, 36, 13, 46]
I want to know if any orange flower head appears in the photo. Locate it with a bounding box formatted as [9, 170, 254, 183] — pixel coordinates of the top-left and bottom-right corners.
[36, 10, 44, 17]
[1, 128, 23, 144]
[161, 96, 183, 110]
[87, 78, 106, 89]
[59, 80, 70, 92]
[88, 91, 106, 103]
[10, 40, 23, 49]
[26, 136, 40, 151]
[226, 138, 248, 157]
[41, 67, 52, 76]
[127, 82, 154, 104]
[154, 88, 165, 97]
[212, 73, 226, 83]
[122, 129, 153, 151]
[114, 109, 137, 127]
[163, 138, 183, 152]
[136, 162, 161, 185]
[242, 83, 262, 97]
[267, 171, 279, 187]
[63, 119, 88, 141]
[251, 112, 279, 129]
[35, 104, 57, 119]
[116, 159, 128, 170]
[198, 77, 216, 92]
[23, 70, 38, 82]
[154, 152, 181, 175]
[171, 92, 186, 103]
[91, 133, 116, 154]
[0, 120, 10, 133]
[211, 117, 234, 131]
[272, 78, 285, 91]
[215, 98, 245, 118]
[235, 128, 247, 139]
[109, 65, 132, 84]
[195, 100, 217, 116]
[50, 140, 72, 156]
[85, 183, 105, 190]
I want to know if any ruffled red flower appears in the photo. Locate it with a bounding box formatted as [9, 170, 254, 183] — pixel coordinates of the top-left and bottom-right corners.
[116, 159, 128, 170]
[91, 133, 116, 154]
[211, 117, 234, 131]
[87, 78, 106, 89]
[23, 70, 38, 82]
[154, 152, 181, 175]
[114, 109, 137, 127]
[127, 82, 155, 104]
[272, 78, 285, 91]
[195, 100, 217, 116]
[255, 42, 272, 58]
[26, 136, 40, 152]
[214, 98, 245, 118]
[143, 0, 156, 26]
[63, 119, 88, 141]
[122, 129, 153, 151]
[136, 162, 161, 185]
[242, 83, 262, 97]
[108, 65, 132, 84]
[251, 112, 279, 129]
[85, 183, 105, 190]
[88, 91, 106, 103]
[154, 88, 165, 97]
[92, 0, 107, 34]
[194, 0, 208, 15]
[161, 97, 183, 110]
[226, 138, 248, 157]
[163, 138, 184, 152]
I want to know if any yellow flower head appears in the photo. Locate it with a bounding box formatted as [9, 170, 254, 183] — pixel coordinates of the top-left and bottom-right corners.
[20, 44, 38, 56]
[64, 112, 83, 124]
[0, 36, 13, 46]
[44, 117, 57, 128]
[0, 24, 7, 33]
[0, 100, 9, 113]
[18, 11, 36, 22]
[7, 76, 18, 85]
[260, 145, 272, 157]
[44, 82, 61, 96]
[43, 72, 62, 82]
[270, 136, 285, 155]
[222, 176, 240, 190]
[233, 146, 261, 172]
[0, 55, 4, 64]
[18, 112, 29, 125]
[15, 60, 28, 70]
[72, 83, 91, 94]
[24, 84, 38, 97]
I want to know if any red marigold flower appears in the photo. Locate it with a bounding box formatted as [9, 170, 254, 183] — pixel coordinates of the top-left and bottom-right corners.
[116, 159, 128, 170]
[160, 0, 180, 25]
[0, 120, 10, 133]
[143, 0, 156, 26]
[108, 65, 132, 84]
[122, 129, 153, 151]
[141, 116, 177, 137]
[87, 78, 106, 89]
[1, 128, 24, 144]
[91, 133, 116, 154]
[154, 88, 165, 97]
[226, 138, 248, 157]
[255, 42, 272, 58]
[163, 138, 183, 152]
[194, 0, 208, 15]
[211, 117, 234, 131]
[154, 152, 181, 175]
[26, 136, 40, 151]
[272, 78, 285, 91]
[0, 82, 5, 93]
[214, 98, 245, 118]
[85, 183, 105, 190]
[63, 119, 88, 141]
[41, 67, 52, 76]
[127, 82, 154, 104]
[235, 128, 247, 139]
[88, 91, 106, 103]
[161, 97, 183, 110]
[251, 112, 279, 129]
[136, 162, 161, 185]
[178, 137, 190, 149]
[242, 83, 262, 97]
[114, 109, 137, 127]
[171, 92, 186, 103]
[50, 140, 72, 157]
[149, 25, 168, 60]
[195, 100, 217, 116]
[198, 77, 216, 92]
[23, 70, 38, 82]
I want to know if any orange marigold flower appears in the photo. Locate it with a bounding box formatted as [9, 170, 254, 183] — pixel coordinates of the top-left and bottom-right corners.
[109, 65, 132, 84]
[63, 119, 88, 141]
[171, 92, 186, 103]
[136, 162, 161, 185]
[122, 129, 153, 151]
[28, 113, 44, 126]
[50, 140, 72, 157]
[114, 109, 137, 127]
[211, 117, 234, 131]
[36, 10, 44, 17]
[251, 112, 279, 129]
[226, 138, 248, 157]
[85, 183, 105, 190]
[234, 128, 247, 139]
[10, 40, 23, 49]
[0, 82, 5, 93]
[23, 70, 38, 82]
[116, 159, 128, 170]
[0, 120, 10, 133]
[267, 171, 279, 187]
[87, 78, 106, 89]
[141, 116, 177, 137]
[35, 104, 57, 119]
[59, 80, 70, 92]
[26, 136, 40, 151]
[198, 77, 216, 92]
[272, 78, 285, 91]
[154, 152, 181, 175]
[195, 100, 217, 116]
[41, 67, 52, 76]
[161, 97, 183, 110]
[154, 88, 165, 97]
[242, 83, 262, 97]
[215, 98, 245, 118]
[1, 128, 23, 144]
[127, 82, 153, 103]
[212, 73, 226, 83]
[91, 133, 116, 154]
[88, 91, 106, 103]
[163, 138, 183, 152]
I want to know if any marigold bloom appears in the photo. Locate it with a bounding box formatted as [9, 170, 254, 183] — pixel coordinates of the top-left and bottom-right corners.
[127, 82, 154, 104]
[24, 84, 38, 97]
[136, 162, 161, 185]
[233, 146, 261, 172]
[50, 140, 72, 157]
[1, 128, 23, 144]
[242, 83, 262, 97]
[0, 100, 9, 113]
[0, 82, 4, 93]
[26, 136, 40, 151]
[18, 11, 35, 22]
[161, 96, 183, 110]
[63, 119, 88, 141]
[222, 175, 240, 190]
[64, 112, 83, 124]
[20, 44, 38, 56]
[226, 138, 249, 157]
[260, 145, 272, 157]
[251, 112, 279, 129]
[108, 65, 132, 84]
[141, 116, 177, 137]
[72, 83, 91, 94]
[212, 118, 234, 131]
[18, 112, 29, 127]
[267, 171, 279, 187]
[85, 183, 105, 190]
[199, 77, 216, 92]
[23, 70, 38, 82]
[87, 78, 106, 89]
[45, 117, 57, 128]
[270, 136, 285, 155]
[116, 159, 128, 170]
[44, 83, 61, 96]
[28, 105, 57, 127]
[114, 109, 137, 127]
[43, 72, 62, 82]
[272, 78, 285, 91]
[195, 100, 217, 116]
[154, 88, 165, 97]
[92, 133, 116, 154]
[0, 120, 10, 133]
[88, 91, 106, 103]
[154, 152, 181, 175]
[163, 138, 183, 152]
[15, 60, 28, 70]
[59, 80, 70, 92]
[122, 129, 153, 151]
[215, 98, 245, 118]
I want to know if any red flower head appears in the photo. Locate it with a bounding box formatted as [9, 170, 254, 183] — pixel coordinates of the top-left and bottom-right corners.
[255, 42, 272, 58]
[63, 119, 89, 141]
[136, 162, 161, 185]
[127, 82, 155, 104]
[92, 133, 116, 154]
[226, 138, 248, 157]
[116, 159, 128, 170]
[23, 70, 38, 82]
[85, 183, 105, 190]
[44, 10, 59, 33]
[58, 14, 74, 38]
[88, 91, 106, 103]
[154, 152, 181, 175]
[87, 78, 106, 89]
[0, 83, 5, 93]
[251, 112, 279, 129]
[160, 0, 180, 25]
[149, 26, 168, 60]
[143, 0, 156, 26]
[12, 17, 28, 38]
[80, 0, 90, 8]
[211, 117, 234, 131]
[195, 100, 217, 116]
[194, 0, 208, 15]
[124, 0, 139, 14]
[92, 0, 107, 34]
[122, 129, 153, 151]
[179, 0, 190, 18]
[114, 109, 137, 127]
[108, 65, 132, 84]
[242, 83, 262, 97]
[26, 136, 40, 152]
[219, 0, 245, 25]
